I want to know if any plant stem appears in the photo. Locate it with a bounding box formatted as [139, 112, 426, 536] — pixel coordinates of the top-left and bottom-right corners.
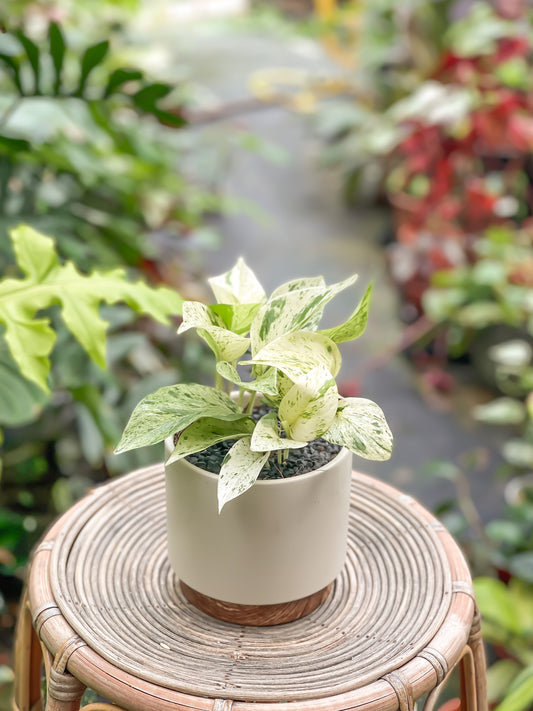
[216, 370, 223, 390]
[246, 391, 257, 415]
[277, 449, 282, 466]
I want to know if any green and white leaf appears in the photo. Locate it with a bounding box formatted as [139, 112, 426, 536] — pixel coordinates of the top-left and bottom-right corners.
[166, 416, 255, 464]
[322, 397, 393, 461]
[279, 364, 338, 442]
[178, 301, 250, 361]
[216, 361, 278, 396]
[0, 225, 182, 392]
[319, 283, 373, 344]
[210, 302, 263, 335]
[248, 331, 341, 380]
[474, 398, 526, 425]
[208, 258, 266, 305]
[270, 276, 325, 298]
[218, 437, 270, 511]
[250, 274, 358, 352]
[115, 384, 243, 453]
[250, 412, 307, 452]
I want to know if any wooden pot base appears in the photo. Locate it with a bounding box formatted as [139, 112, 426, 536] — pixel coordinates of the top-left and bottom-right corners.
[180, 581, 333, 626]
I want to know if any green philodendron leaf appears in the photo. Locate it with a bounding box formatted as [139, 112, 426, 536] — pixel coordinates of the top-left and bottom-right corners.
[0, 225, 182, 392]
[322, 397, 393, 461]
[495, 665, 533, 711]
[166, 416, 255, 465]
[250, 274, 358, 353]
[250, 412, 307, 452]
[319, 283, 373, 344]
[0, 343, 48, 426]
[16, 30, 40, 94]
[103, 68, 143, 98]
[178, 301, 250, 362]
[473, 398, 526, 425]
[49, 22, 65, 95]
[487, 660, 523, 706]
[210, 302, 263, 335]
[116, 384, 243, 453]
[502, 439, 533, 469]
[473, 578, 523, 636]
[248, 331, 341, 381]
[218, 437, 270, 512]
[76, 40, 109, 96]
[208, 258, 266, 306]
[215, 361, 278, 396]
[279, 364, 338, 442]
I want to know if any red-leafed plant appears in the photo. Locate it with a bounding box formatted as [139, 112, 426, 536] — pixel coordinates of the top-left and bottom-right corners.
[386, 5, 533, 321]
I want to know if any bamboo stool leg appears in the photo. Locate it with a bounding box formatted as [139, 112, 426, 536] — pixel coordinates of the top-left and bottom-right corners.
[45, 667, 85, 711]
[465, 608, 488, 711]
[13, 590, 43, 711]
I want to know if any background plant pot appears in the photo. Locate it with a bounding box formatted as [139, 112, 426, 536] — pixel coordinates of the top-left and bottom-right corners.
[164, 439, 353, 612]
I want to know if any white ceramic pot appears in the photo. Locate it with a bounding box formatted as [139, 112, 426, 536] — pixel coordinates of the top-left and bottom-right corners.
[164, 439, 353, 606]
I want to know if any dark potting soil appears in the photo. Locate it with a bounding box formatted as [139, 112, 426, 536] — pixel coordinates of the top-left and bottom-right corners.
[178, 404, 341, 480]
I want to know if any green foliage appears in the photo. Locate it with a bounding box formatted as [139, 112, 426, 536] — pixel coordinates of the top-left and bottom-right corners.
[0, 21, 221, 273]
[0, 225, 182, 394]
[117, 259, 393, 510]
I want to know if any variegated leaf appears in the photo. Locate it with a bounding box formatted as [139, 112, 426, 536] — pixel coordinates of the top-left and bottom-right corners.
[210, 302, 263, 335]
[270, 276, 325, 298]
[248, 331, 341, 380]
[177, 300, 224, 333]
[177, 301, 250, 361]
[322, 397, 393, 461]
[250, 412, 307, 452]
[166, 416, 255, 464]
[279, 364, 338, 442]
[208, 258, 266, 305]
[218, 437, 270, 511]
[216, 361, 278, 396]
[250, 274, 358, 353]
[115, 384, 243, 453]
[319, 283, 373, 344]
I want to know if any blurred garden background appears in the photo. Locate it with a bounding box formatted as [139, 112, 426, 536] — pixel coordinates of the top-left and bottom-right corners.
[0, 0, 532, 708]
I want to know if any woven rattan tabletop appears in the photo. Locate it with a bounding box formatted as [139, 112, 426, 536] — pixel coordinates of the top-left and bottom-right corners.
[28, 465, 476, 711]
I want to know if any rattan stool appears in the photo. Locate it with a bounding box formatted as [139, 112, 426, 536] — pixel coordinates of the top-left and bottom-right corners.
[13, 465, 487, 711]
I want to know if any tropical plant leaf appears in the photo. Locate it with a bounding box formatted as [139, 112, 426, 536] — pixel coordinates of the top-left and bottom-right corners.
[103, 68, 143, 98]
[116, 384, 244, 453]
[250, 412, 307, 452]
[178, 301, 250, 361]
[166, 416, 255, 464]
[0, 343, 48, 426]
[248, 331, 341, 380]
[270, 276, 325, 298]
[218, 437, 270, 511]
[210, 302, 263, 335]
[495, 665, 533, 711]
[323, 397, 393, 460]
[473, 398, 526, 425]
[0, 52, 23, 94]
[208, 258, 266, 305]
[215, 361, 278, 396]
[76, 40, 109, 96]
[0, 225, 182, 391]
[132, 83, 185, 126]
[473, 578, 523, 636]
[250, 274, 358, 353]
[278, 364, 338, 441]
[319, 282, 373, 344]
[49, 22, 66, 95]
[16, 30, 40, 94]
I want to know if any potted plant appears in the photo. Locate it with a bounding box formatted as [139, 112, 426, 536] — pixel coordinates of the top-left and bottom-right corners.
[116, 259, 393, 625]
